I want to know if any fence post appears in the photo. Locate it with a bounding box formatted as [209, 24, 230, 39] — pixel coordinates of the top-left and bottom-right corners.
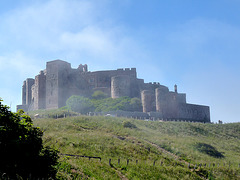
[153, 160, 156, 166]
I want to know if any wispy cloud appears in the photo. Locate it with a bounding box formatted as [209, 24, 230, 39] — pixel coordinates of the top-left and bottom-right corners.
[0, 52, 40, 109]
[0, 0, 152, 110]
[0, 0, 149, 66]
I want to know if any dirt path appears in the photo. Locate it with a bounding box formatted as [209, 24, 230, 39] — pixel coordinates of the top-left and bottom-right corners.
[113, 168, 128, 180]
[142, 139, 208, 180]
[122, 136, 207, 180]
[143, 140, 190, 166]
[123, 136, 190, 166]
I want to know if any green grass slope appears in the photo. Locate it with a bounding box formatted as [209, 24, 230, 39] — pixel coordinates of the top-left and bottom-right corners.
[33, 115, 240, 180]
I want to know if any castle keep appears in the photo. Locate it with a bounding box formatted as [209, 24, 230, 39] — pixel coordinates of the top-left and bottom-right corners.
[17, 60, 210, 122]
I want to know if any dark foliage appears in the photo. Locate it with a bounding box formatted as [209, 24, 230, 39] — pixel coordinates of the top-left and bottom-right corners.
[195, 142, 224, 158]
[0, 99, 59, 179]
[123, 121, 137, 129]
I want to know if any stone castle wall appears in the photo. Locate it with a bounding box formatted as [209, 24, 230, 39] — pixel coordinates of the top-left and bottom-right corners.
[17, 59, 211, 122]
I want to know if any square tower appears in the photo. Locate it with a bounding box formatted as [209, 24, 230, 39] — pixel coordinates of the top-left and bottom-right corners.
[46, 60, 71, 109]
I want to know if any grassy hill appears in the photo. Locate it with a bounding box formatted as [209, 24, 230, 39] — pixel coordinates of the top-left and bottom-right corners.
[32, 113, 240, 179]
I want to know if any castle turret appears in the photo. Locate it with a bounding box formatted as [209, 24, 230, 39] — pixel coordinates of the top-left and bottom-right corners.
[83, 64, 88, 72]
[26, 78, 35, 106]
[78, 64, 84, 72]
[78, 64, 88, 72]
[22, 81, 26, 105]
[174, 84, 177, 93]
[155, 86, 169, 114]
[141, 90, 155, 112]
[111, 75, 131, 98]
[33, 70, 46, 110]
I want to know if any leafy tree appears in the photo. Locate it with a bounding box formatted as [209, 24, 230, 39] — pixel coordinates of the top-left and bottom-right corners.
[67, 95, 143, 113]
[130, 98, 142, 112]
[94, 96, 142, 112]
[92, 90, 107, 99]
[0, 99, 59, 179]
[66, 95, 94, 114]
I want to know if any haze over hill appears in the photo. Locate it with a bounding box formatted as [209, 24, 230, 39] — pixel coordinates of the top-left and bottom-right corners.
[0, 0, 240, 123]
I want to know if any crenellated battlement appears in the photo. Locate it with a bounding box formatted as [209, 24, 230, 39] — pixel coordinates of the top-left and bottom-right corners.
[117, 68, 136, 71]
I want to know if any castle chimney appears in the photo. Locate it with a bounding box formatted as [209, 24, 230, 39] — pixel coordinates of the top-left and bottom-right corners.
[174, 84, 178, 93]
[78, 64, 83, 72]
[83, 64, 88, 72]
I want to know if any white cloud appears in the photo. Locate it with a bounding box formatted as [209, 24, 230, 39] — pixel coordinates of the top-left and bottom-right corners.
[1, 0, 98, 52]
[0, 51, 42, 111]
[60, 27, 118, 59]
[0, 0, 148, 67]
[0, 52, 40, 78]
[0, 0, 153, 110]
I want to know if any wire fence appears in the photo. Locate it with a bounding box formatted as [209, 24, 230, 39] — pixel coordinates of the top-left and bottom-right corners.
[59, 153, 240, 169]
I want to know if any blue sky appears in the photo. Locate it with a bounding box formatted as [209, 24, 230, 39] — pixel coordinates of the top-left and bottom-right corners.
[0, 0, 240, 123]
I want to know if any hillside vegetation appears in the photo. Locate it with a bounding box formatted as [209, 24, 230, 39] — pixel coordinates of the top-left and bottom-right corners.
[32, 112, 240, 179]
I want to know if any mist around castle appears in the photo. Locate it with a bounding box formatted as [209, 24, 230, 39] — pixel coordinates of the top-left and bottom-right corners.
[17, 60, 210, 123]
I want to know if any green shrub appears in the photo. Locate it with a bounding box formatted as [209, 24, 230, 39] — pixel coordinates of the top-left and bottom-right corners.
[123, 121, 137, 129]
[66, 95, 94, 114]
[195, 142, 224, 158]
[92, 91, 107, 99]
[0, 99, 59, 179]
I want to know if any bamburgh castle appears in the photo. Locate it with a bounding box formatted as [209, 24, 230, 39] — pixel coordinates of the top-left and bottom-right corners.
[17, 60, 210, 122]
